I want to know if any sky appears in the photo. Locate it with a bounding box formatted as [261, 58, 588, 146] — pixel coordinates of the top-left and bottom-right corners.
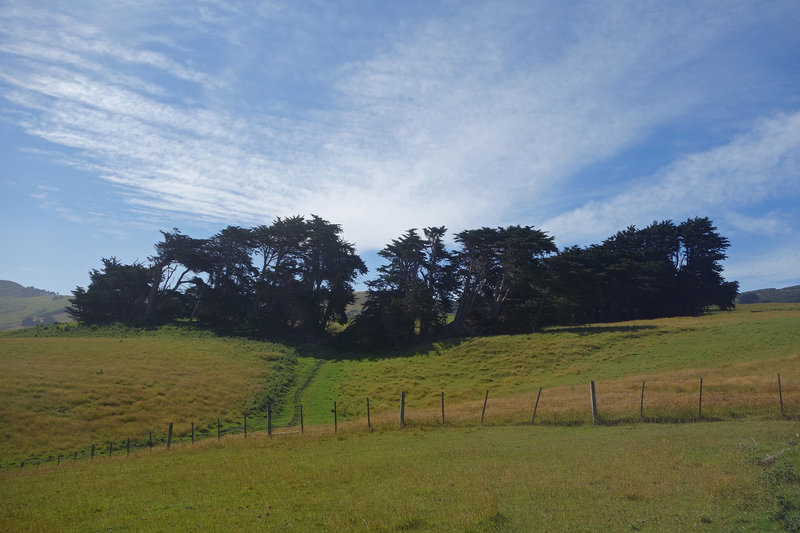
[1, 0, 799, 296]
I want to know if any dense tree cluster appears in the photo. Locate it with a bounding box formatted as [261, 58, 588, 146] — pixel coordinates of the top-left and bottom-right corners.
[68, 216, 738, 345]
[68, 216, 366, 338]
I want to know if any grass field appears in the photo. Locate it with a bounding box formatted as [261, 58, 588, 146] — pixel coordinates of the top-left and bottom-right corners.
[0, 326, 296, 465]
[3, 305, 800, 463]
[2, 419, 799, 531]
[2, 304, 800, 530]
[296, 304, 800, 425]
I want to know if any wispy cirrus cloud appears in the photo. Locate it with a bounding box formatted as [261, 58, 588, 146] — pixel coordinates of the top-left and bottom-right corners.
[1, 0, 799, 271]
[542, 111, 800, 243]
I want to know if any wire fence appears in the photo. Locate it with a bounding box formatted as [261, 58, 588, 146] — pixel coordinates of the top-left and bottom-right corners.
[4, 372, 799, 473]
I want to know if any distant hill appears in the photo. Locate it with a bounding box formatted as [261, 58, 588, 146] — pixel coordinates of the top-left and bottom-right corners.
[0, 280, 57, 298]
[345, 291, 367, 317]
[737, 285, 800, 304]
[0, 280, 73, 331]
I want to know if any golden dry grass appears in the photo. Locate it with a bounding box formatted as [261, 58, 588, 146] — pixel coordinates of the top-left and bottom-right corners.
[0, 335, 288, 463]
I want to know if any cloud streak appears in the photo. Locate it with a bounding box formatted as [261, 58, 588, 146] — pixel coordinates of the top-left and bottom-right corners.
[1, 0, 799, 276]
[543, 111, 800, 243]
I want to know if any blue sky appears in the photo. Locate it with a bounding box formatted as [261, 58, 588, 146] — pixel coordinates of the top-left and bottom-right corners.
[1, 1, 799, 295]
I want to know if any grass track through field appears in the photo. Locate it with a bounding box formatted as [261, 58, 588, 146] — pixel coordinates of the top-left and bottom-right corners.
[287, 359, 324, 426]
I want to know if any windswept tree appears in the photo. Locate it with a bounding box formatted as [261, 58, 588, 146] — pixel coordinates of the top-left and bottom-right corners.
[675, 217, 739, 313]
[67, 257, 151, 324]
[191, 226, 258, 324]
[549, 217, 738, 324]
[351, 227, 456, 347]
[452, 225, 557, 333]
[250, 215, 366, 337]
[144, 229, 208, 322]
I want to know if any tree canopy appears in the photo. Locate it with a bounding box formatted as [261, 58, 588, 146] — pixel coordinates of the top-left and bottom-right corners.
[69, 215, 738, 346]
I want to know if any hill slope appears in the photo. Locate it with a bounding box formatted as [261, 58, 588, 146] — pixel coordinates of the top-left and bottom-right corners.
[0, 280, 72, 330]
[738, 284, 800, 303]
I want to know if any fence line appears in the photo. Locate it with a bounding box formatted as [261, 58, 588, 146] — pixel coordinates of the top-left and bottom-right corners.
[4, 372, 800, 472]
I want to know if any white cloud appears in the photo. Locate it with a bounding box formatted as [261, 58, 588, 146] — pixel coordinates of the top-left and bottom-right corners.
[725, 244, 800, 290]
[543, 111, 800, 244]
[1, 0, 799, 257]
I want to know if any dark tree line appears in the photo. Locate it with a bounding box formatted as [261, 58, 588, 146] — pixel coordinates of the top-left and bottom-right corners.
[68, 216, 738, 345]
[68, 215, 366, 338]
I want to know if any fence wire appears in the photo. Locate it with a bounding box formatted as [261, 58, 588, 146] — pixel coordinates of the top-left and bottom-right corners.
[4, 373, 798, 473]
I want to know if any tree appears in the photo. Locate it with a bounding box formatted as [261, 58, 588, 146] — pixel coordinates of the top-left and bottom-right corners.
[452, 225, 557, 333]
[676, 217, 738, 313]
[351, 227, 455, 347]
[249, 215, 366, 337]
[66, 257, 151, 324]
[548, 217, 738, 324]
[192, 226, 258, 324]
[144, 229, 208, 322]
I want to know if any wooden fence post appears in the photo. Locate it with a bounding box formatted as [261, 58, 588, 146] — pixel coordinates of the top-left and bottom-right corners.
[126, 437, 130, 455]
[148, 431, 153, 449]
[90, 444, 95, 460]
[441, 392, 445, 425]
[108, 441, 112, 457]
[698, 378, 703, 420]
[779, 373, 785, 417]
[167, 423, 173, 448]
[367, 397, 371, 429]
[640, 381, 646, 420]
[268, 403, 272, 436]
[57, 455, 61, 466]
[400, 391, 405, 427]
[300, 405, 304, 433]
[531, 387, 542, 424]
[74, 451, 78, 461]
[334, 401, 338, 434]
[590, 381, 598, 425]
[481, 390, 489, 424]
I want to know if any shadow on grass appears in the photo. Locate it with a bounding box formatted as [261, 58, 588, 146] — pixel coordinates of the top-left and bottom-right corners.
[541, 324, 658, 336]
[308, 337, 472, 362]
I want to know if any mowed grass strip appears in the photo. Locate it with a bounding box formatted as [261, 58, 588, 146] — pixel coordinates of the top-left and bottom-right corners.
[0, 334, 290, 463]
[1, 419, 794, 531]
[300, 304, 800, 422]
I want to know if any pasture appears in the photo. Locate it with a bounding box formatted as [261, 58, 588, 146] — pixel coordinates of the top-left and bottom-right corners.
[0, 327, 294, 464]
[1, 304, 800, 530]
[2, 420, 799, 531]
[297, 304, 800, 425]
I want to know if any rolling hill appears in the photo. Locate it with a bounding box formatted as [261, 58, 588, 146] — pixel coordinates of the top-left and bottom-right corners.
[738, 284, 800, 303]
[2, 304, 800, 530]
[0, 280, 72, 331]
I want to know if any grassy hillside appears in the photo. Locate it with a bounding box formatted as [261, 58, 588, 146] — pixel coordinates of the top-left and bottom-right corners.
[739, 284, 800, 304]
[0, 325, 296, 465]
[297, 303, 800, 425]
[0, 280, 72, 331]
[3, 304, 800, 462]
[2, 304, 800, 530]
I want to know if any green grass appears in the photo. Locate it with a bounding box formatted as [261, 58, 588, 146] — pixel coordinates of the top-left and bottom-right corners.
[298, 304, 800, 423]
[4, 304, 800, 465]
[1, 419, 797, 531]
[2, 304, 800, 530]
